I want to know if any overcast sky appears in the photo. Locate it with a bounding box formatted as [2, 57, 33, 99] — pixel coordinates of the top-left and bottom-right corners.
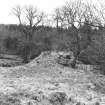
[0, 0, 100, 24]
[0, 0, 69, 24]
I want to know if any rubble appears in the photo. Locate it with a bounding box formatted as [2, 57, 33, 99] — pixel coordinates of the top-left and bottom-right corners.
[57, 51, 74, 66]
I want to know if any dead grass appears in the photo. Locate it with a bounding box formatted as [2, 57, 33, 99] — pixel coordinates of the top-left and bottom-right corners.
[0, 52, 105, 105]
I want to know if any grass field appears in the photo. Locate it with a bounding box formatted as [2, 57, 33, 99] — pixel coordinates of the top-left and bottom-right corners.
[0, 52, 104, 105]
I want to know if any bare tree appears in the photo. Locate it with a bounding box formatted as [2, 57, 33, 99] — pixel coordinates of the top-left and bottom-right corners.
[24, 5, 43, 27]
[92, 0, 105, 28]
[63, 4, 76, 26]
[24, 5, 44, 40]
[12, 5, 44, 40]
[53, 8, 63, 29]
[12, 5, 45, 63]
[12, 5, 22, 25]
[61, 0, 82, 68]
[40, 12, 47, 26]
[53, 8, 60, 29]
[61, 0, 96, 68]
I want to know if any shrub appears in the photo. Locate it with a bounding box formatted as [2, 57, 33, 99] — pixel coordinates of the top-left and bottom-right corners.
[3, 36, 18, 51]
[42, 37, 52, 51]
[49, 92, 67, 105]
[3, 36, 41, 63]
[0, 94, 21, 105]
[17, 41, 41, 63]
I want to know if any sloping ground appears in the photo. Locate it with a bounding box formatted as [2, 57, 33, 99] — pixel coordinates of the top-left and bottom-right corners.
[0, 52, 105, 105]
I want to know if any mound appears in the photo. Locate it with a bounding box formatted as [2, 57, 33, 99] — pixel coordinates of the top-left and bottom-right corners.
[0, 51, 105, 105]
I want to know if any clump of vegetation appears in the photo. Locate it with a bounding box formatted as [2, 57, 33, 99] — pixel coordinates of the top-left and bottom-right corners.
[3, 36, 18, 51]
[0, 93, 21, 105]
[17, 41, 41, 63]
[49, 92, 67, 105]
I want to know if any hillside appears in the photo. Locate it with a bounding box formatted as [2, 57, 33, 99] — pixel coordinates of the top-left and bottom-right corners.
[0, 52, 105, 105]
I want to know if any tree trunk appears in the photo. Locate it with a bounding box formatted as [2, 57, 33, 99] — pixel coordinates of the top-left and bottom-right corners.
[19, 17, 22, 25]
[70, 24, 80, 68]
[56, 19, 59, 30]
[71, 50, 80, 68]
